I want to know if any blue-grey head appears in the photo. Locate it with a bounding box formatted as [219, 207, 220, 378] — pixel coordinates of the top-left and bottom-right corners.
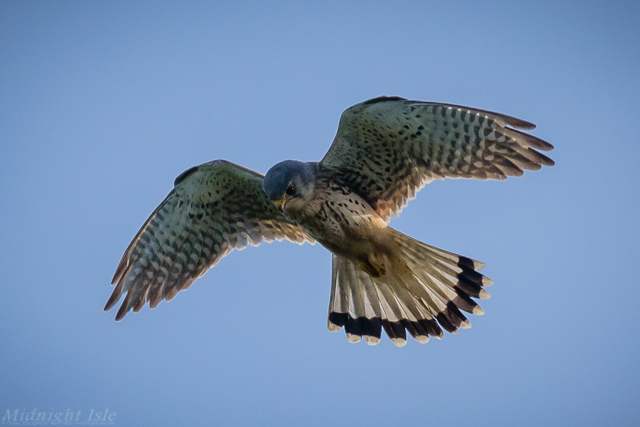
[263, 160, 316, 215]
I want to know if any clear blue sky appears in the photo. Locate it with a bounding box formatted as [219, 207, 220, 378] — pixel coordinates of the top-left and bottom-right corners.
[1, 1, 638, 426]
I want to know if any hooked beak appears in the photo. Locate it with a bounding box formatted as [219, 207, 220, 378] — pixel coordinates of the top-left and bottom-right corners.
[275, 198, 285, 213]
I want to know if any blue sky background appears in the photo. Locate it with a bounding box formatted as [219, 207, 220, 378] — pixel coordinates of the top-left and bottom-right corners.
[1, 1, 639, 426]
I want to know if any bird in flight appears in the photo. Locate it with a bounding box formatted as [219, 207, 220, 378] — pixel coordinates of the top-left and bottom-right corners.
[105, 96, 554, 346]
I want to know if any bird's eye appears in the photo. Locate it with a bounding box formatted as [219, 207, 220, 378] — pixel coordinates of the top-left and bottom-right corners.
[285, 183, 296, 196]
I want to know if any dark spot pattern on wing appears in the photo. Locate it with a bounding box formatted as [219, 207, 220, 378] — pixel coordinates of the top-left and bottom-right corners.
[106, 160, 313, 320]
[320, 97, 554, 219]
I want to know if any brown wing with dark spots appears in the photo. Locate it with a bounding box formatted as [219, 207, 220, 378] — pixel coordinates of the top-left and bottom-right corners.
[105, 160, 313, 320]
[320, 96, 554, 220]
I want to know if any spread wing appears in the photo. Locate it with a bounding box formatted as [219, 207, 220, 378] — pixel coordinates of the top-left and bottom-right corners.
[105, 160, 313, 320]
[320, 96, 554, 220]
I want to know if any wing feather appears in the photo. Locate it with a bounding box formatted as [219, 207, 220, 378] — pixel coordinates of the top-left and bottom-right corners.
[320, 96, 554, 219]
[106, 160, 314, 320]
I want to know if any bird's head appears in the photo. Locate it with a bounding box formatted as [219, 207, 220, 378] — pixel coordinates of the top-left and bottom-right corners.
[263, 160, 316, 216]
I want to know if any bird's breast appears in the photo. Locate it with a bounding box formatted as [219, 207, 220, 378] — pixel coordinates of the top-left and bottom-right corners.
[292, 181, 388, 262]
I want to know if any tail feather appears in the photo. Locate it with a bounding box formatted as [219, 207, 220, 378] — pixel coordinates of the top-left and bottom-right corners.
[327, 229, 491, 346]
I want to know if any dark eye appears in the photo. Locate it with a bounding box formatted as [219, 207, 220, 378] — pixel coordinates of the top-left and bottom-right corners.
[285, 183, 296, 196]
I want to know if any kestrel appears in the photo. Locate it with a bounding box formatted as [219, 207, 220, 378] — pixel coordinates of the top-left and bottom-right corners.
[105, 96, 554, 346]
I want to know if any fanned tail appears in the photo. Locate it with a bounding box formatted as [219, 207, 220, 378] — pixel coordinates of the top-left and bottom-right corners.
[328, 229, 492, 346]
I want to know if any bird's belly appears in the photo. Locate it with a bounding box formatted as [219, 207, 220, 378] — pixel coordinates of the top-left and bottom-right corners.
[294, 195, 390, 267]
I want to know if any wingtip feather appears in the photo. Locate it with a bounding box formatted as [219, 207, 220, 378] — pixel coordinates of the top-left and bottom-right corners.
[115, 307, 127, 322]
